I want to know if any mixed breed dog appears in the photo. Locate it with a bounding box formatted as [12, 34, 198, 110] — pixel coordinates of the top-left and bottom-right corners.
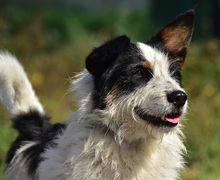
[0, 9, 194, 180]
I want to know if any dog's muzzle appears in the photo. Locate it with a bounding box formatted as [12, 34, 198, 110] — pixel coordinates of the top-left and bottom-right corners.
[134, 90, 187, 128]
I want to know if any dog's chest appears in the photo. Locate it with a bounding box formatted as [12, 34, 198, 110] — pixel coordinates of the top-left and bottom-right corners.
[37, 128, 184, 180]
[69, 132, 184, 180]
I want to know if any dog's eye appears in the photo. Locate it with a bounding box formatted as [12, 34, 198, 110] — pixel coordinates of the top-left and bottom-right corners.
[133, 70, 145, 78]
[172, 69, 182, 82]
[169, 61, 182, 82]
[133, 68, 152, 79]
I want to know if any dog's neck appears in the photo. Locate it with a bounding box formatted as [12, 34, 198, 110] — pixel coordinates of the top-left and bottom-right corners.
[57, 112, 186, 179]
[70, 120, 184, 179]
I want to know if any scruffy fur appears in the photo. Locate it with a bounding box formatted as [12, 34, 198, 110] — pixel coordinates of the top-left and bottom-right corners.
[1, 10, 194, 180]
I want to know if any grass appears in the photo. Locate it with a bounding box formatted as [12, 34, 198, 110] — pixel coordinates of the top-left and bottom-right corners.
[0, 7, 220, 180]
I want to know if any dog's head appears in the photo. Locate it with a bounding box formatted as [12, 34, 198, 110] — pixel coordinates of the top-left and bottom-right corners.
[78, 10, 194, 141]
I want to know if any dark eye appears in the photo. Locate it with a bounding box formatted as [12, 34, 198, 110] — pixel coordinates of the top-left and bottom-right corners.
[169, 61, 182, 82]
[133, 69, 145, 78]
[132, 67, 153, 80]
[172, 69, 182, 82]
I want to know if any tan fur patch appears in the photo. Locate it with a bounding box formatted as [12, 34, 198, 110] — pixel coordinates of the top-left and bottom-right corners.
[161, 26, 191, 66]
[140, 60, 152, 70]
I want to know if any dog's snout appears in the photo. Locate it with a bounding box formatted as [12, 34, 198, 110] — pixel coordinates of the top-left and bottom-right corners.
[167, 90, 187, 108]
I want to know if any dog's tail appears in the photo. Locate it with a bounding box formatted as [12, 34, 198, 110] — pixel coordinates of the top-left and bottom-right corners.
[0, 52, 44, 116]
[0, 52, 66, 178]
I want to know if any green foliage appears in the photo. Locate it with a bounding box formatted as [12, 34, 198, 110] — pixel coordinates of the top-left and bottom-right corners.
[0, 7, 220, 180]
[0, 116, 16, 180]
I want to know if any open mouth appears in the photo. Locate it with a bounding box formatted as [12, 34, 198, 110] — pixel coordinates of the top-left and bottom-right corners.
[135, 107, 181, 127]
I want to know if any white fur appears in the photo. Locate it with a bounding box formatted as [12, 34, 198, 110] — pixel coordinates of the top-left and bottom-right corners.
[137, 42, 188, 117]
[5, 142, 38, 180]
[1, 44, 187, 180]
[37, 43, 187, 179]
[0, 52, 43, 116]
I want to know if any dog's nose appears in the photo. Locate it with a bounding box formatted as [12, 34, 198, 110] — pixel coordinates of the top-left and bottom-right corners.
[167, 90, 187, 108]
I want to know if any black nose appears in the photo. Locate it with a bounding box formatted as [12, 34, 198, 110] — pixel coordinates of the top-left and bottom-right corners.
[167, 90, 187, 108]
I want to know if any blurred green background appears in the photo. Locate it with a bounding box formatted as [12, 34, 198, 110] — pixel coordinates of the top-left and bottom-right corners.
[0, 0, 220, 179]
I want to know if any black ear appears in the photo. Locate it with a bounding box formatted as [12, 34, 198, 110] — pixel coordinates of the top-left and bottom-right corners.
[86, 35, 130, 75]
[147, 10, 195, 67]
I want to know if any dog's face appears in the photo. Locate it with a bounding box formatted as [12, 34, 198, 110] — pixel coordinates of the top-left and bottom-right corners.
[85, 10, 194, 141]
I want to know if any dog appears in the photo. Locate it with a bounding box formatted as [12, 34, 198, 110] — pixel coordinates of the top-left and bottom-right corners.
[0, 10, 194, 180]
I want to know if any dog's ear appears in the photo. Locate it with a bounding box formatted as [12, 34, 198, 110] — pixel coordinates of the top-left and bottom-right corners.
[86, 35, 130, 75]
[147, 10, 195, 67]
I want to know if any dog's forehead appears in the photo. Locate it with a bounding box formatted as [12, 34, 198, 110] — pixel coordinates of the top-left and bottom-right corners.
[136, 42, 169, 69]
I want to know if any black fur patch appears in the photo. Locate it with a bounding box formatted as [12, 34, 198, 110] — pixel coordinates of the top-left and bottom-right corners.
[6, 110, 66, 177]
[86, 38, 153, 109]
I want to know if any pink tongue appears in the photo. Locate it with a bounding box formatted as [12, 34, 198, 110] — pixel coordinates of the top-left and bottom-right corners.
[165, 116, 180, 124]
